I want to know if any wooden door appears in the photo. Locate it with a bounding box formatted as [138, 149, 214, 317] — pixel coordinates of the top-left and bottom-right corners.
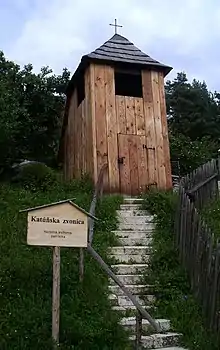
[117, 134, 149, 195]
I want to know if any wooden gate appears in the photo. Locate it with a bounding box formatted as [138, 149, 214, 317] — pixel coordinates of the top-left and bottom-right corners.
[117, 134, 149, 195]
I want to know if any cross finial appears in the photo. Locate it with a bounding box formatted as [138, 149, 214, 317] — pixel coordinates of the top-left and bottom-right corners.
[109, 18, 123, 34]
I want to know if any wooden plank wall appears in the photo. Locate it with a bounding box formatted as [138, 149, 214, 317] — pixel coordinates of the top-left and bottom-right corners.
[64, 63, 172, 193]
[64, 67, 94, 181]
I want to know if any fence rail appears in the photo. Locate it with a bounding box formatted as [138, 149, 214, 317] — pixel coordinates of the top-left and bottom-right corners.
[175, 158, 220, 334]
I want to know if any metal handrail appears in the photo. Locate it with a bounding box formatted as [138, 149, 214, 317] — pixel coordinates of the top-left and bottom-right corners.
[86, 163, 161, 336]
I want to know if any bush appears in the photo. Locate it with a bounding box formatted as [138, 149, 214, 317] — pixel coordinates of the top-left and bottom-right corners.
[12, 163, 58, 191]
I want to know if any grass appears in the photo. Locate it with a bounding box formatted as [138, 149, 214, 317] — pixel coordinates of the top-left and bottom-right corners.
[0, 175, 131, 350]
[141, 190, 219, 350]
[201, 197, 220, 239]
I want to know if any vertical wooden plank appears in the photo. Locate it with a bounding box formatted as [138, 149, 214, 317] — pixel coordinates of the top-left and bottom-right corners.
[118, 134, 131, 195]
[81, 100, 86, 175]
[125, 97, 136, 134]
[85, 66, 93, 178]
[137, 135, 148, 193]
[158, 72, 172, 189]
[116, 95, 126, 134]
[151, 71, 166, 189]
[142, 70, 158, 186]
[94, 64, 108, 190]
[89, 64, 98, 183]
[105, 66, 119, 192]
[135, 98, 145, 135]
[129, 135, 139, 195]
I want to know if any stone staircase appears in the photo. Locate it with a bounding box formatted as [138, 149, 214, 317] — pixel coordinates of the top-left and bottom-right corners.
[108, 197, 186, 350]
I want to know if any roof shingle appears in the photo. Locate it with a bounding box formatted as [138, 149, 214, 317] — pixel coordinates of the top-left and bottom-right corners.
[83, 34, 172, 76]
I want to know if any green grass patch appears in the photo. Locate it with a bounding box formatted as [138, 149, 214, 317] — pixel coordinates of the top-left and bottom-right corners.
[141, 190, 219, 350]
[0, 177, 131, 350]
[201, 197, 220, 240]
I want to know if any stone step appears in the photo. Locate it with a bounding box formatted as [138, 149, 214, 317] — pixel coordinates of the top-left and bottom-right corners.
[111, 246, 151, 255]
[120, 204, 141, 211]
[111, 264, 148, 275]
[148, 348, 187, 350]
[121, 317, 170, 333]
[123, 198, 144, 204]
[110, 253, 150, 264]
[129, 332, 182, 349]
[117, 209, 149, 217]
[109, 294, 155, 307]
[112, 305, 155, 316]
[109, 274, 143, 285]
[109, 284, 151, 295]
[117, 236, 152, 246]
[112, 230, 153, 239]
[118, 222, 155, 231]
[118, 216, 154, 224]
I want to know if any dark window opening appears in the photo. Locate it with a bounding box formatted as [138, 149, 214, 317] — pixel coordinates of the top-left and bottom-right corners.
[76, 74, 85, 106]
[114, 69, 143, 98]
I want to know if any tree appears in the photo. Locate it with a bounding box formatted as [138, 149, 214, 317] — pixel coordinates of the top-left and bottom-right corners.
[166, 72, 220, 142]
[0, 51, 70, 175]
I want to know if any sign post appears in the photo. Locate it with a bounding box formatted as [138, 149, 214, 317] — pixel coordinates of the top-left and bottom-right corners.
[20, 199, 96, 347]
[52, 246, 60, 346]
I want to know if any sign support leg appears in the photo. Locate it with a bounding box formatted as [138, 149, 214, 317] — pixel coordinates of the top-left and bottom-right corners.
[52, 246, 60, 348]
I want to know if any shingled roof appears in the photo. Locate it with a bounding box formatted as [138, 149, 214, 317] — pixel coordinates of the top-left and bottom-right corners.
[84, 34, 172, 76]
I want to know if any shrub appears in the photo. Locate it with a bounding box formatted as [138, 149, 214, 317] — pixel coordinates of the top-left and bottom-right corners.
[12, 163, 58, 191]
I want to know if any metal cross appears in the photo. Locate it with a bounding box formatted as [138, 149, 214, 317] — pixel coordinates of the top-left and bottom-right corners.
[109, 18, 123, 34]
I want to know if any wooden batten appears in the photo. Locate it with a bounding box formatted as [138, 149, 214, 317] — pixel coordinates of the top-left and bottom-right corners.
[105, 66, 119, 192]
[142, 70, 158, 187]
[151, 71, 166, 189]
[158, 72, 172, 189]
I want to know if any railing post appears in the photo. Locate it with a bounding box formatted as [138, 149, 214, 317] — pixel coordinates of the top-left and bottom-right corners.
[135, 310, 142, 350]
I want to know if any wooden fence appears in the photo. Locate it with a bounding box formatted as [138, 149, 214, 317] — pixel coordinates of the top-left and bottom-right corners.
[181, 158, 219, 209]
[175, 158, 220, 333]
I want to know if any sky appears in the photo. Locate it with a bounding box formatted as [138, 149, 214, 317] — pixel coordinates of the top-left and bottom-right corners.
[1, 0, 220, 91]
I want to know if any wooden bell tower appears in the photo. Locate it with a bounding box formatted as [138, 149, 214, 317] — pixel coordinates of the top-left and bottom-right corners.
[59, 31, 173, 195]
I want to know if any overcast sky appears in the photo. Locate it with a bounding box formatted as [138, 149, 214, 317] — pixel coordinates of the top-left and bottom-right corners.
[1, 0, 220, 91]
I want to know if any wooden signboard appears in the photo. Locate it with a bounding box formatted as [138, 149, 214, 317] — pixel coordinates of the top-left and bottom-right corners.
[26, 200, 88, 247]
[20, 199, 95, 348]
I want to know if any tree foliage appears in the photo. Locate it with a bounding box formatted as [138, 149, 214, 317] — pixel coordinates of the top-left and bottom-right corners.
[0, 51, 70, 175]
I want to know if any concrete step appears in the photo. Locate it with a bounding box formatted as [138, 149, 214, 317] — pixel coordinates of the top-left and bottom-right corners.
[118, 222, 155, 231]
[117, 209, 149, 217]
[112, 230, 153, 239]
[109, 274, 143, 285]
[111, 264, 148, 275]
[110, 253, 150, 264]
[121, 317, 170, 333]
[118, 216, 154, 224]
[111, 246, 151, 255]
[117, 236, 152, 246]
[109, 284, 151, 295]
[110, 294, 155, 307]
[129, 332, 182, 349]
